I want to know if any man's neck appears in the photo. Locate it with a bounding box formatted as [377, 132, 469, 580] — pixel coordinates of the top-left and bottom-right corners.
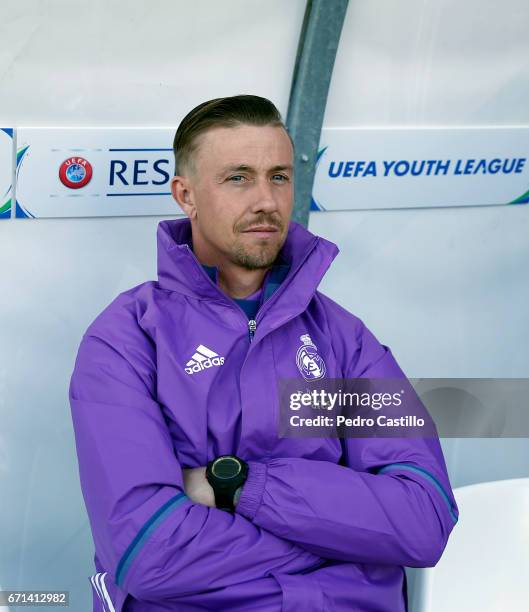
[217, 264, 268, 299]
[190, 234, 271, 299]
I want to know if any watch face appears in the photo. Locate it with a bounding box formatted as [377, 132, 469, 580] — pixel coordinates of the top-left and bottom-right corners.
[212, 457, 241, 479]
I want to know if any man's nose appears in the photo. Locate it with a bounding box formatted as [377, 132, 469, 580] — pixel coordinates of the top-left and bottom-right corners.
[250, 178, 280, 213]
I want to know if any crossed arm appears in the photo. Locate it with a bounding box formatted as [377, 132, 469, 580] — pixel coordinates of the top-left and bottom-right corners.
[185, 448, 458, 568]
[70, 319, 458, 602]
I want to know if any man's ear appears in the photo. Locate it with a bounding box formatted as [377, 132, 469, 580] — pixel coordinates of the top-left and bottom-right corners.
[171, 175, 197, 219]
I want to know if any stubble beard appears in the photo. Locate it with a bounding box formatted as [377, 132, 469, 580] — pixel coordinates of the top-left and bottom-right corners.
[230, 237, 282, 270]
[230, 214, 287, 270]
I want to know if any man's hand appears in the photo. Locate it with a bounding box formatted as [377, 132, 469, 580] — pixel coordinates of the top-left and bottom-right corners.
[182, 466, 216, 507]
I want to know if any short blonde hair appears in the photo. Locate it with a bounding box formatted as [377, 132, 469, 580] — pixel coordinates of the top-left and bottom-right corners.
[173, 94, 292, 176]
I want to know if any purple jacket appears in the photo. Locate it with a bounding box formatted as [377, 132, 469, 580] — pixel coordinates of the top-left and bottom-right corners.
[69, 218, 458, 611]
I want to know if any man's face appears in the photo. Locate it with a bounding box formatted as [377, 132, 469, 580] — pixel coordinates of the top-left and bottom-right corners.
[172, 124, 294, 270]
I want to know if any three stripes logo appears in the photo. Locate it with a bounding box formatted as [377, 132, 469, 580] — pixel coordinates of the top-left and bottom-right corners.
[185, 344, 225, 375]
[90, 572, 115, 612]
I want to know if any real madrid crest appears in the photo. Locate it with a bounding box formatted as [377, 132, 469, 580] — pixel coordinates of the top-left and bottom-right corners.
[296, 334, 326, 381]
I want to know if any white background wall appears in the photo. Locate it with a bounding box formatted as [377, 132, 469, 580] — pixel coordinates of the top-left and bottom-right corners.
[0, 0, 527, 610]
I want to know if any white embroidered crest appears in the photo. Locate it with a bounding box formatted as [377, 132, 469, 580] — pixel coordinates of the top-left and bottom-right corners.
[296, 334, 326, 381]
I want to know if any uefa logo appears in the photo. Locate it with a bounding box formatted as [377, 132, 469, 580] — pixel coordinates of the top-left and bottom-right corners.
[59, 157, 93, 189]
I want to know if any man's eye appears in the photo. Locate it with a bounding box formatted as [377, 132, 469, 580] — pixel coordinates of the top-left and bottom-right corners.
[228, 175, 245, 182]
[272, 174, 289, 182]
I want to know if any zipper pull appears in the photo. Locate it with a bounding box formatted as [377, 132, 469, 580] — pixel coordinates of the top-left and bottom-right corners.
[248, 319, 257, 342]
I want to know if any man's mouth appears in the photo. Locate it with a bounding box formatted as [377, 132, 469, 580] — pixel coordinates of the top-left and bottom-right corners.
[241, 225, 280, 237]
[243, 225, 278, 232]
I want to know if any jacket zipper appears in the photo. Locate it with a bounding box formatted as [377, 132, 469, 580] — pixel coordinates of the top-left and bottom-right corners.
[243, 240, 321, 345]
[248, 319, 257, 342]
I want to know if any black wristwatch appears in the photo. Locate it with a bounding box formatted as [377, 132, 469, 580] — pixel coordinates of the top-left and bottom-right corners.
[206, 455, 249, 512]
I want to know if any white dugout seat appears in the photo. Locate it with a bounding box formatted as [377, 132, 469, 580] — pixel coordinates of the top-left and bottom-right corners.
[412, 477, 529, 611]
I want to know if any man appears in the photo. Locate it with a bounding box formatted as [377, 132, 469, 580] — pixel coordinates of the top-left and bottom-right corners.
[69, 95, 458, 611]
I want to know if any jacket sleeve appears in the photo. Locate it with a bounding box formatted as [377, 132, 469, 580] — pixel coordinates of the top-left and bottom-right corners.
[235, 304, 459, 568]
[69, 299, 322, 602]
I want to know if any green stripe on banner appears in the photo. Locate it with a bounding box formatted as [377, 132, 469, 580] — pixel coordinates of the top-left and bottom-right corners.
[0, 199, 11, 216]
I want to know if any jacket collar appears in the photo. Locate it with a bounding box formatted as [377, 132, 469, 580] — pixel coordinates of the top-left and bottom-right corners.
[156, 217, 339, 323]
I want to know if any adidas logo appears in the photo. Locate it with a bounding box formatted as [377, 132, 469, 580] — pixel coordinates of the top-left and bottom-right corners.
[185, 344, 225, 375]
